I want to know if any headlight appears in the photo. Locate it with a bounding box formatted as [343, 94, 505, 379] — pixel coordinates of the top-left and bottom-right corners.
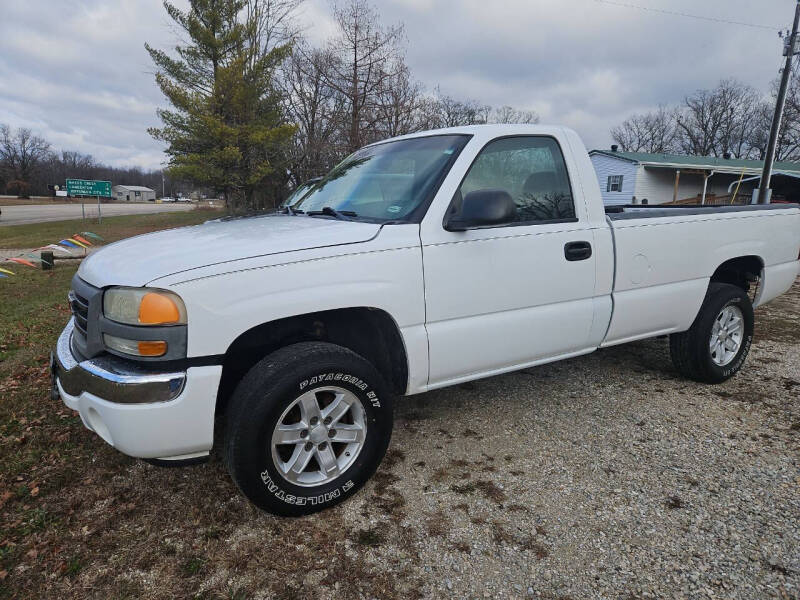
[103, 287, 187, 326]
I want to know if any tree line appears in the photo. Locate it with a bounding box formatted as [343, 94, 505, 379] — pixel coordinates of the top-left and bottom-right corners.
[610, 73, 800, 161]
[0, 123, 181, 198]
[0, 124, 176, 199]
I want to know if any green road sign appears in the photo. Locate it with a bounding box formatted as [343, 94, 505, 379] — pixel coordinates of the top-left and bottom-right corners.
[66, 179, 112, 197]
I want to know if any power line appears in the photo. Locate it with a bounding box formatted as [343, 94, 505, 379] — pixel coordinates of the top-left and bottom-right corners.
[594, 0, 782, 32]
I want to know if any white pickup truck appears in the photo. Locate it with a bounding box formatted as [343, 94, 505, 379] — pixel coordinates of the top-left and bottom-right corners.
[52, 125, 800, 515]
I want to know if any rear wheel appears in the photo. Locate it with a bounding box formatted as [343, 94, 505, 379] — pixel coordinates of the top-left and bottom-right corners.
[669, 283, 754, 384]
[224, 342, 393, 516]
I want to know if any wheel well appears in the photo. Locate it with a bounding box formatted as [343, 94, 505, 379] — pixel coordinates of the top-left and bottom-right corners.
[215, 308, 409, 415]
[710, 256, 763, 292]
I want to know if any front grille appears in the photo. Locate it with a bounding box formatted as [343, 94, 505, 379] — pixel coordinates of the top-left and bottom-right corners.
[68, 274, 103, 358]
[69, 291, 90, 338]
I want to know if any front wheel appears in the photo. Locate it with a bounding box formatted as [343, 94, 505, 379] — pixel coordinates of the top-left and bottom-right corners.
[669, 282, 754, 384]
[224, 342, 393, 516]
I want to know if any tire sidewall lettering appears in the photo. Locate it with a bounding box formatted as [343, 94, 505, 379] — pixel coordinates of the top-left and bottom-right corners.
[259, 470, 355, 506]
[262, 371, 382, 506]
[299, 372, 381, 408]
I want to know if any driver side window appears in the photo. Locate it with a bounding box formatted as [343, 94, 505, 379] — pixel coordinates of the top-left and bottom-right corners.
[455, 136, 576, 224]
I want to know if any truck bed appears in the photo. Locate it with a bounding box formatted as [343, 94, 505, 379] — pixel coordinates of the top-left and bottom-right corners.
[605, 203, 800, 220]
[599, 201, 800, 347]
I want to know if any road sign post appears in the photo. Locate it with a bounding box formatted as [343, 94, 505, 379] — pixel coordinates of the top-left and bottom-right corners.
[65, 179, 111, 222]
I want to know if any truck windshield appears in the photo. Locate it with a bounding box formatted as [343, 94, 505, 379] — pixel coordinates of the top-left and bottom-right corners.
[281, 182, 312, 208]
[290, 135, 470, 222]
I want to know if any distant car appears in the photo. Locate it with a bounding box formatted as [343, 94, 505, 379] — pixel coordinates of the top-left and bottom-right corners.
[177, 197, 192, 203]
[160, 197, 177, 203]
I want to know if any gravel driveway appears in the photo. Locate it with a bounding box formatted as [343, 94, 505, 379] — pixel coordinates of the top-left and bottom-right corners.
[325, 282, 799, 599]
[23, 282, 800, 599]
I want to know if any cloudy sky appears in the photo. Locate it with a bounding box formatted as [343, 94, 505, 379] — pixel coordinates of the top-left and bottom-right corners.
[0, 0, 793, 170]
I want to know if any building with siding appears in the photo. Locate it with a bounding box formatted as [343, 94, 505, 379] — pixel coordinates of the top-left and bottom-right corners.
[112, 185, 156, 202]
[589, 148, 800, 206]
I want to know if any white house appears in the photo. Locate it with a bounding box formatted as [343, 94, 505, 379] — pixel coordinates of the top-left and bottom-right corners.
[589, 148, 800, 206]
[112, 185, 156, 202]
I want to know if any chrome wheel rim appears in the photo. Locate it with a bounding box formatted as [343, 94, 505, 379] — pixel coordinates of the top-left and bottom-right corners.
[270, 386, 367, 487]
[709, 305, 744, 367]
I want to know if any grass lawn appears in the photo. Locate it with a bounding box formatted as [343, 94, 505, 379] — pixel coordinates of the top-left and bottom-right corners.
[0, 208, 223, 249]
[0, 262, 379, 599]
[0, 263, 117, 592]
[0, 215, 231, 598]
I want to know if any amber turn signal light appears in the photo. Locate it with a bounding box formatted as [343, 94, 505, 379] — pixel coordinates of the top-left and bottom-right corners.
[139, 292, 181, 325]
[137, 341, 168, 357]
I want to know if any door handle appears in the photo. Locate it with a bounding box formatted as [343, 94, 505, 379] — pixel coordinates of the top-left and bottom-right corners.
[564, 241, 592, 261]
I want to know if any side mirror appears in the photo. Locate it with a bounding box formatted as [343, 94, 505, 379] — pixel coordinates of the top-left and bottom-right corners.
[445, 189, 517, 231]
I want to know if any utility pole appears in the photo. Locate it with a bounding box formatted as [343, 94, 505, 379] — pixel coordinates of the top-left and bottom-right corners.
[759, 0, 800, 204]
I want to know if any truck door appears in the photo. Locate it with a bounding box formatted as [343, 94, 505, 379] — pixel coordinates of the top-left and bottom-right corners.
[421, 135, 597, 387]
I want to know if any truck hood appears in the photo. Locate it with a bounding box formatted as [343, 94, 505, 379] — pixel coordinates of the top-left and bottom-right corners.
[78, 213, 382, 287]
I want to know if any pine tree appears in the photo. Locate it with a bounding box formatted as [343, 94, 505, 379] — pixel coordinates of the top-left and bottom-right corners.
[146, 0, 296, 210]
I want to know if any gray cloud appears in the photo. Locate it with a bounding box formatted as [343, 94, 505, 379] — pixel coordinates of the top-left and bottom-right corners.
[0, 0, 793, 168]
[365, 0, 790, 149]
[0, 0, 179, 168]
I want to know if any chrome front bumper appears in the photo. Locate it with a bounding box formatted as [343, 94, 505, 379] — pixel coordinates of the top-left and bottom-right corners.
[53, 318, 186, 404]
[52, 318, 222, 460]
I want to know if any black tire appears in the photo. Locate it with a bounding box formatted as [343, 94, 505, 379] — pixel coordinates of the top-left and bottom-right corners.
[669, 283, 754, 384]
[224, 341, 393, 516]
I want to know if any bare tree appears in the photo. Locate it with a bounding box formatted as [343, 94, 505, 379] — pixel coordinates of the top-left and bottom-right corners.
[324, 0, 405, 152]
[373, 61, 423, 138]
[245, 0, 304, 54]
[714, 79, 761, 158]
[0, 124, 7, 193]
[676, 88, 721, 156]
[751, 63, 800, 162]
[612, 80, 770, 159]
[611, 105, 678, 153]
[490, 105, 539, 125]
[60, 150, 96, 174]
[0, 124, 51, 196]
[676, 79, 761, 158]
[417, 89, 490, 129]
[282, 44, 347, 185]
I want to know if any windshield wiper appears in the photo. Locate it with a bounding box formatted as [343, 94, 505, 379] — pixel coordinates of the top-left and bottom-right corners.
[284, 205, 304, 215]
[307, 206, 357, 221]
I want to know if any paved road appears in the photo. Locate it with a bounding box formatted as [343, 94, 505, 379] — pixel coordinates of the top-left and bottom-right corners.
[0, 203, 193, 226]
